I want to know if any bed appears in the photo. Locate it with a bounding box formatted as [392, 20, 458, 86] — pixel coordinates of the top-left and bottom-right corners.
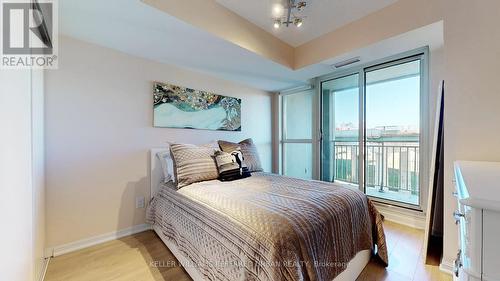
[147, 148, 387, 281]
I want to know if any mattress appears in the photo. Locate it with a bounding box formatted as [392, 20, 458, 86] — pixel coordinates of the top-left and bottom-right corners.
[147, 172, 387, 281]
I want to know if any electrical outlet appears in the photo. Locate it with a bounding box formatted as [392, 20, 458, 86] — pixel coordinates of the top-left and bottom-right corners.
[136, 196, 145, 209]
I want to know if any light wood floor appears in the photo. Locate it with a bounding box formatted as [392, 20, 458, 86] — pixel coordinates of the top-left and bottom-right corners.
[45, 221, 452, 281]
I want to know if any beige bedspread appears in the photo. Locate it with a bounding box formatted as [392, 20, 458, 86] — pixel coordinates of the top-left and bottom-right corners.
[147, 173, 387, 281]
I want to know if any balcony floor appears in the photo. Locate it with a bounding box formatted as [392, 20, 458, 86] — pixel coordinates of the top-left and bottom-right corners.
[333, 180, 420, 206]
[366, 185, 419, 205]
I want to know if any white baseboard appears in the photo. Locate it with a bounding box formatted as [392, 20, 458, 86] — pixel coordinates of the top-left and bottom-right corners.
[36, 257, 50, 281]
[374, 202, 426, 229]
[439, 258, 454, 276]
[45, 224, 151, 257]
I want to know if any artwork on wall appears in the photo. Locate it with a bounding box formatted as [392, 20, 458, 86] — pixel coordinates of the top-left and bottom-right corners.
[153, 82, 242, 131]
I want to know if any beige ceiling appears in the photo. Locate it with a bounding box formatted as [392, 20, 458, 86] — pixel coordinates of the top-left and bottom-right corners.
[216, 0, 399, 47]
[143, 0, 442, 71]
[62, 0, 443, 91]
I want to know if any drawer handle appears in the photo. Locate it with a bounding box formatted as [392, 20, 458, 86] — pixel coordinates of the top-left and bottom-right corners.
[453, 210, 465, 224]
[454, 249, 462, 277]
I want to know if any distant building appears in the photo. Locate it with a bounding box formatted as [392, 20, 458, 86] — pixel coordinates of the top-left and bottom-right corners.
[332, 125, 419, 143]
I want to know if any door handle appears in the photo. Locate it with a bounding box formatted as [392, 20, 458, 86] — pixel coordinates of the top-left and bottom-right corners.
[453, 210, 465, 224]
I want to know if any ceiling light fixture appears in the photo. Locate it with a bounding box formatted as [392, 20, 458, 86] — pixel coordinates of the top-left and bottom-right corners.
[296, 1, 307, 11]
[272, 0, 307, 29]
[293, 18, 303, 27]
[273, 19, 281, 29]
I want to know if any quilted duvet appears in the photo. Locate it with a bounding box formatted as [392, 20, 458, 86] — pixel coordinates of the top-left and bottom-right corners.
[147, 173, 387, 281]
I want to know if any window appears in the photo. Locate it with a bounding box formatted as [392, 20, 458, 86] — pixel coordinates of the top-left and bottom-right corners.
[281, 89, 313, 179]
[281, 49, 428, 210]
[364, 59, 421, 205]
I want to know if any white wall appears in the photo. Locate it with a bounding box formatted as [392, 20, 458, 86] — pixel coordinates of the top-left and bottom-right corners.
[32, 70, 46, 281]
[0, 69, 45, 281]
[429, 46, 444, 136]
[0, 69, 34, 281]
[442, 0, 500, 268]
[45, 36, 272, 249]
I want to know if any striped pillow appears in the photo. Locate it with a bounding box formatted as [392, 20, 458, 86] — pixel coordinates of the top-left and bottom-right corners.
[218, 138, 263, 172]
[170, 143, 219, 188]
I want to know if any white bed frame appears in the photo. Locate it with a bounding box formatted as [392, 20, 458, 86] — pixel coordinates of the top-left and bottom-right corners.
[149, 148, 370, 281]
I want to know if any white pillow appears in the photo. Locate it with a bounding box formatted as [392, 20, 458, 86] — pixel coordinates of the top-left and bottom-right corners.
[157, 150, 175, 183]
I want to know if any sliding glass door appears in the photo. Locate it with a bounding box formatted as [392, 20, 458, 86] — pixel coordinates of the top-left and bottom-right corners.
[364, 59, 421, 205]
[320, 74, 360, 186]
[318, 50, 427, 209]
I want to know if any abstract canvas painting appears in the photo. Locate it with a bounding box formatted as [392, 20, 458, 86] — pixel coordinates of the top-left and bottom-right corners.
[153, 82, 241, 131]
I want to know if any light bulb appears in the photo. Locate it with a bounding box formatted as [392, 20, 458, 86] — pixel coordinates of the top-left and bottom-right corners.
[294, 18, 303, 27]
[272, 3, 284, 17]
[274, 19, 281, 29]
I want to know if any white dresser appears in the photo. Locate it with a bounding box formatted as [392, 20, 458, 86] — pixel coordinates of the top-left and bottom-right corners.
[454, 161, 500, 281]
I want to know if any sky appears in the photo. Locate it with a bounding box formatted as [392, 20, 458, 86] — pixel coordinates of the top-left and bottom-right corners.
[334, 75, 420, 130]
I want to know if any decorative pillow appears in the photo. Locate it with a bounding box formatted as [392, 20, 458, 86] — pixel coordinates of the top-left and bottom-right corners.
[169, 143, 219, 188]
[156, 149, 175, 183]
[214, 150, 251, 181]
[218, 138, 263, 172]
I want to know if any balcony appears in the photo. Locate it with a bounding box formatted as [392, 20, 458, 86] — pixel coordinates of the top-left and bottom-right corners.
[329, 141, 419, 205]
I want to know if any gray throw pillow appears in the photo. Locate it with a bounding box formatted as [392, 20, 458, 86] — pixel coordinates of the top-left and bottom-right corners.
[218, 138, 263, 172]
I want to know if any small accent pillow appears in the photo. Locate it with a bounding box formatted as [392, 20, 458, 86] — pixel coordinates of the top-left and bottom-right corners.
[214, 150, 251, 181]
[218, 138, 263, 172]
[169, 143, 219, 188]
